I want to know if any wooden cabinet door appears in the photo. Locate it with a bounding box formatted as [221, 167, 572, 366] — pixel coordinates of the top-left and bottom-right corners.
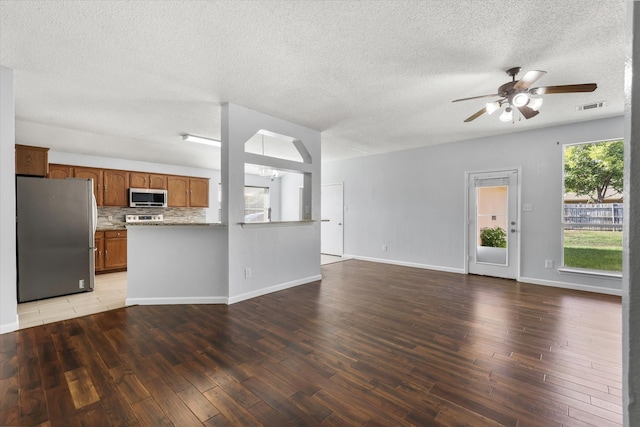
[74, 167, 103, 206]
[48, 164, 73, 179]
[129, 172, 149, 188]
[167, 176, 189, 207]
[104, 170, 130, 206]
[189, 178, 209, 207]
[94, 232, 105, 272]
[15, 145, 49, 176]
[104, 230, 127, 270]
[149, 174, 167, 190]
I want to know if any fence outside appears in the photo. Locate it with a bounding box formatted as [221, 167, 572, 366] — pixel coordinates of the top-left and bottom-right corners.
[563, 203, 623, 230]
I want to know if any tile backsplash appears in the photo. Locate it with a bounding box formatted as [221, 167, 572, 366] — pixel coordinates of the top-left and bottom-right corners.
[97, 207, 206, 228]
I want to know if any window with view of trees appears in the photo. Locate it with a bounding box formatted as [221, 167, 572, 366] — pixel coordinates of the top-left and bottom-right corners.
[563, 139, 623, 272]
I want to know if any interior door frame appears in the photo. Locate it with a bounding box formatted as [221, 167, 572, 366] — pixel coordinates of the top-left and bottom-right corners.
[464, 167, 522, 279]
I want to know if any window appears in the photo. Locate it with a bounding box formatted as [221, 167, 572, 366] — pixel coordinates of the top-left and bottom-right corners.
[562, 139, 623, 272]
[244, 186, 270, 223]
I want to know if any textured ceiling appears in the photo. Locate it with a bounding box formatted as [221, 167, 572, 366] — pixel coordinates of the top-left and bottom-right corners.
[0, 0, 626, 170]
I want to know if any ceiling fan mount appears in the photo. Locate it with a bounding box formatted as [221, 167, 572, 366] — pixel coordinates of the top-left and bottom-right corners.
[452, 67, 597, 123]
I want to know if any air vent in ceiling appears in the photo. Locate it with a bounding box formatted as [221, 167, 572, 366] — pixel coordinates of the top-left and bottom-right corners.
[575, 101, 607, 112]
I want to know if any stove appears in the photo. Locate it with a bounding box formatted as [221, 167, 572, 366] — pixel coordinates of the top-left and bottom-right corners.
[125, 214, 164, 223]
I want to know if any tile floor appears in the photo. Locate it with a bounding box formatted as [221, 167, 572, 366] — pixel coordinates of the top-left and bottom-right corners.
[17, 257, 350, 329]
[17, 271, 127, 329]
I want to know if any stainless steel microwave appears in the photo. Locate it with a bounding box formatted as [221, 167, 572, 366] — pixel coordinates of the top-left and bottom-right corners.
[129, 188, 167, 207]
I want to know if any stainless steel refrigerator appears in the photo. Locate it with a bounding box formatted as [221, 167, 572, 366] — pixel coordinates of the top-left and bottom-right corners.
[16, 176, 97, 303]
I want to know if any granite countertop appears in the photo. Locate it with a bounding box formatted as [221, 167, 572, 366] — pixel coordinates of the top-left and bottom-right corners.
[96, 224, 127, 231]
[124, 222, 226, 227]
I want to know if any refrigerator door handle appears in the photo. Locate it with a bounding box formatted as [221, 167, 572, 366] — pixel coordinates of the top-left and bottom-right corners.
[91, 194, 98, 235]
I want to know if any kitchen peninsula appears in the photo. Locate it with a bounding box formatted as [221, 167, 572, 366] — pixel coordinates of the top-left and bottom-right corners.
[125, 222, 229, 306]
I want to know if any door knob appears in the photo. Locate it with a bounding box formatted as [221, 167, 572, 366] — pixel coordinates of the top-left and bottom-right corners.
[338, 223, 342, 226]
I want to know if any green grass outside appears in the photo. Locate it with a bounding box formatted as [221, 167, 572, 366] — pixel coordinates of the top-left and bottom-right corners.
[563, 230, 622, 272]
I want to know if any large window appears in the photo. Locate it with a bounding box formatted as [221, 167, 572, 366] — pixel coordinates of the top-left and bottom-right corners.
[562, 139, 623, 272]
[244, 186, 270, 223]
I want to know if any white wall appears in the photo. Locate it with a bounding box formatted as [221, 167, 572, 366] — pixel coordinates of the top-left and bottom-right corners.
[126, 225, 228, 304]
[280, 172, 304, 221]
[48, 151, 221, 222]
[0, 67, 18, 334]
[323, 116, 624, 294]
[222, 103, 321, 303]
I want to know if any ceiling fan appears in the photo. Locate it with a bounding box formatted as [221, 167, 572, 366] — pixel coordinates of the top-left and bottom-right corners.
[452, 67, 597, 123]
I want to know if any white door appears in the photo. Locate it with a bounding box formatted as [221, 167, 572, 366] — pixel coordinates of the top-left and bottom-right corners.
[321, 183, 344, 256]
[467, 170, 519, 279]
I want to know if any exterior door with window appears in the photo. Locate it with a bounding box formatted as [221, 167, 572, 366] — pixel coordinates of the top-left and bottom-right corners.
[467, 170, 519, 279]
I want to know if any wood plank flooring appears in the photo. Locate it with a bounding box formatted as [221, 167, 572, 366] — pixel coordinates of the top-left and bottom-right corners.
[0, 260, 622, 426]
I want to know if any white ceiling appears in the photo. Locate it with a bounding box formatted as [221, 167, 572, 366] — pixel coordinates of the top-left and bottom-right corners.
[0, 1, 626, 170]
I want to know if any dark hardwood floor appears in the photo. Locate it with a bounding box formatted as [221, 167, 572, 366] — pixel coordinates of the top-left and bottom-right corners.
[0, 260, 622, 426]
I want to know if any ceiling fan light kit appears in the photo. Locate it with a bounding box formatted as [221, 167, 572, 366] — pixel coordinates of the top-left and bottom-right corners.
[452, 67, 597, 123]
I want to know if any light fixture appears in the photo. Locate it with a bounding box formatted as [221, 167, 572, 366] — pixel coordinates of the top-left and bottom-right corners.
[182, 134, 221, 147]
[499, 106, 513, 122]
[528, 97, 543, 111]
[485, 101, 501, 115]
[258, 134, 279, 181]
[512, 93, 529, 107]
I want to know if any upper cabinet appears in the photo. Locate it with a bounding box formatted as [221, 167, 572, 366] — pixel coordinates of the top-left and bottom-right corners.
[167, 175, 189, 207]
[149, 174, 167, 189]
[130, 172, 167, 190]
[189, 178, 209, 207]
[74, 167, 104, 206]
[46, 162, 209, 208]
[15, 145, 49, 177]
[48, 164, 73, 180]
[103, 170, 129, 206]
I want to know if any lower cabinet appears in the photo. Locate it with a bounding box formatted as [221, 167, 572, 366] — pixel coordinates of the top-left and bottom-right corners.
[95, 231, 105, 272]
[95, 230, 127, 273]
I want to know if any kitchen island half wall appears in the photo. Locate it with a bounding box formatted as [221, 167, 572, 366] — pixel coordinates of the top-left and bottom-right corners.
[126, 223, 228, 305]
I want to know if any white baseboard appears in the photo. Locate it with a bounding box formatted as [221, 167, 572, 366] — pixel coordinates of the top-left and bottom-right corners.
[518, 276, 622, 296]
[125, 296, 228, 306]
[228, 274, 323, 305]
[343, 254, 465, 274]
[0, 315, 19, 334]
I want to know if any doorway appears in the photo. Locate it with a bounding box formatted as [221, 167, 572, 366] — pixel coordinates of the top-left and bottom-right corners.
[321, 183, 344, 256]
[467, 169, 519, 279]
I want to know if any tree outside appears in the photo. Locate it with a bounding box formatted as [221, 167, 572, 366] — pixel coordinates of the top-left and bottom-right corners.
[564, 140, 624, 203]
[563, 140, 624, 272]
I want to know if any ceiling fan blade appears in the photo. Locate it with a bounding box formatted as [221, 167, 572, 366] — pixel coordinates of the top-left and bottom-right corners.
[464, 107, 487, 122]
[530, 83, 597, 95]
[513, 70, 547, 90]
[452, 93, 499, 103]
[517, 105, 540, 120]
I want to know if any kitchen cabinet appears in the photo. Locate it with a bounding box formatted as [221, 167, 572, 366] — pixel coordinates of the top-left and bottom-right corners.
[16, 145, 49, 176]
[149, 174, 167, 189]
[167, 175, 190, 207]
[48, 164, 73, 180]
[129, 172, 149, 188]
[104, 230, 127, 270]
[130, 172, 167, 189]
[94, 231, 105, 272]
[189, 178, 209, 207]
[74, 167, 104, 206]
[103, 169, 129, 206]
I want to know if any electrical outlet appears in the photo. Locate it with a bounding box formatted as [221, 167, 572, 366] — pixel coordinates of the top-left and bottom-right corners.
[382, 244, 388, 252]
[545, 260, 554, 269]
[79, 279, 85, 289]
[244, 268, 252, 278]
[108, 215, 113, 221]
